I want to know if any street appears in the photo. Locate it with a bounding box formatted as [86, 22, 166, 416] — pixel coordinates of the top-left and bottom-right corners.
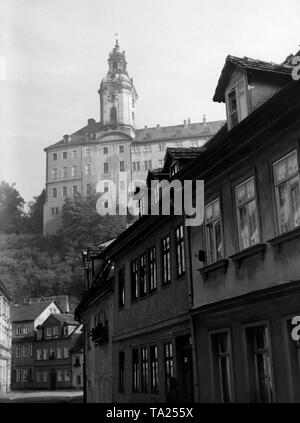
[0, 390, 83, 403]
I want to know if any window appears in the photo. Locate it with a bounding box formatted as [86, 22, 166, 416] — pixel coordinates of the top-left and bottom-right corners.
[139, 254, 147, 297]
[72, 165, 78, 177]
[85, 148, 91, 157]
[132, 349, 139, 392]
[120, 181, 125, 191]
[205, 198, 223, 264]
[57, 370, 63, 382]
[131, 259, 138, 301]
[53, 326, 58, 338]
[85, 164, 91, 176]
[118, 268, 125, 308]
[132, 162, 140, 172]
[64, 347, 69, 358]
[120, 161, 125, 172]
[175, 224, 185, 276]
[119, 145, 124, 153]
[16, 323, 28, 335]
[36, 370, 42, 383]
[62, 186, 68, 197]
[111, 106, 117, 124]
[49, 348, 55, 359]
[46, 327, 52, 339]
[141, 347, 148, 393]
[63, 151, 67, 159]
[72, 150, 77, 158]
[37, 329, 42, 340]
[64, 369, 71, 382]
[150, 345, 158, 393]
[56, 347, 62, 359]
[144, 160, 152, 171]
[43, 348, 48, 360]
[52, 153, 57, 161]
[103, 147, 108, 155]
[164, 342, 174, 390]
[273, 150, 300, 234]
[75, 355, 81, 367]
[17, 369, 23, 382]
[51, 168, 57, 180]
[144, 145, 152, 152]
[171, 162, 179, 177]
[210, 331, 233, 402]
[104, 162, 109, 174]
[86, 184, 91, 195]
[149, 246, 157, 291]
[16, 344, 22, 358]
[235, 177, 259, 250]
[52, 188, 57, 198]
[51, 207, 59, 215]
[226, 79, 248, 129]
[119, 351, 125, 392]
[43, 370, 48, 383]
[162, 235, 171, 285]
[244, 324, 273, 403]
[63, 326, 69, 337]
[24, 344, 32, 358]
[72, 185, 78, 196]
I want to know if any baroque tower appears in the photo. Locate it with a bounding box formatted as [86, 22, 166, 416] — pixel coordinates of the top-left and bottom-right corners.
[98, 39, 138, 135]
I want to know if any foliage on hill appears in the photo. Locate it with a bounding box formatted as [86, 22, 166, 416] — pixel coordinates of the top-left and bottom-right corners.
[0, 182, 127, 301]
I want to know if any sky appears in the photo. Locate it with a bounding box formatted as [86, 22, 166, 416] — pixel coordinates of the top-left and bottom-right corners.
[0, 0, 299, 202]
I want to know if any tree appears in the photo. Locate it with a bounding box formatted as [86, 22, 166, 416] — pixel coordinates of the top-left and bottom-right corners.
[0, 181, 25, 234]
[27, 189, 46, 234]
[59, 192, 127, 250]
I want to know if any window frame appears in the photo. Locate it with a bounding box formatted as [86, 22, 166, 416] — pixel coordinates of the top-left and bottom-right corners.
[225, 77, 248, 130]
[161, 234, 171, 285]
[175, 223, 185, 277]
[149, 246, 157, 292]
[204, 197, 224, 265]
[131, 259, 139, 302]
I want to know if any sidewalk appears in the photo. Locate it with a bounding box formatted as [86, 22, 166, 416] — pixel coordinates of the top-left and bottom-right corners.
[0, 390, 83, 402]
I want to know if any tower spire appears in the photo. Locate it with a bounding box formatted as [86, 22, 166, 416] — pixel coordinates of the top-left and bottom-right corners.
[114, 33, 119, 47]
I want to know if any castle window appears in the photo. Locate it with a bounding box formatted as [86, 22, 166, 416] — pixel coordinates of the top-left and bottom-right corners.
[111, 106, 117, 124]
[85, 164, 91, 176]
[85, 148, 91, 157]
[72, 166, 78, 177]
[104, 162, 109, 174]
[63, 151, 68, 159]
[120, 161, 125, 172]
[72, 185, 78, 196]
[62, 186, 67, 197]
[119, 145, 124, 154]
[72, 150, 77, 158]
[51, 168, 57, 180]
[62, 167, 67, 179]
[103, 147, 108, 155]
[52, 188, 57, 198]
[52, 153, 57, 161]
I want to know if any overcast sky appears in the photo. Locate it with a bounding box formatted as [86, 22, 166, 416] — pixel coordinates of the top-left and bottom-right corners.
[1, 0, 299, 202]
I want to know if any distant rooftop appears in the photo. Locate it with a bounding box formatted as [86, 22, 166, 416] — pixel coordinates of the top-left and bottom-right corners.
[11, 301, 54, 322]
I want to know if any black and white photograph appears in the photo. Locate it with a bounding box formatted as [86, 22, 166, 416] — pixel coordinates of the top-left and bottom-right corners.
[1, 0, 300, 412]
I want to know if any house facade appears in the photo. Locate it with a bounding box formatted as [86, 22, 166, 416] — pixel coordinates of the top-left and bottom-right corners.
[43, 40, 224, 235]
[11, 300, 60, 390]
[0, 281, 13, 395]
[70, 331, 84, 390]
[34, 313, 80, 390]
[187, 53, 300, 403]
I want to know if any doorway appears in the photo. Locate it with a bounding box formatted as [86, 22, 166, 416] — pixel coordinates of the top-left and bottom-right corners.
[176, 335, 194, 402]
[50, 368, 56, 390]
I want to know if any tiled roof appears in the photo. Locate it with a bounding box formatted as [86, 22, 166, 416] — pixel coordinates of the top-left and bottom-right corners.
[133, 121, 225, 143]
[11, 301, 53, 322]
[164, 146, 205, 160]
[51, 313, 78, 326]
[44, 120, 225, 151]
[213, 54, 292, 102]
[29, 295, 69, 313]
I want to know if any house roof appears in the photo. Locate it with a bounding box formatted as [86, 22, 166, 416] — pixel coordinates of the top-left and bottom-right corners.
[11, 301, 54, 322]
[162, 147, 206, 173]
[213, 54, 293, 102]
[50, 313, 78, 326]
[44, 120, 225, 151]
[29, 295, 69, 313]
[0, 280, 13, 301]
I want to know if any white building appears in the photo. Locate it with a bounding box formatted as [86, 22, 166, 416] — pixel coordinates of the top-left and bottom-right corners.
[0, 281, 13, 395]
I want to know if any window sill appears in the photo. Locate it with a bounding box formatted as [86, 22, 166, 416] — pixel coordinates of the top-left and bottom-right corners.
[199, 259, 229, 281]
[268, 226, 300, 253]
[230, 243, 266, 269]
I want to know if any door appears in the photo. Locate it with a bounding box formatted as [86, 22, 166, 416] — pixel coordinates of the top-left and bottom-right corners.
[176, 335, 194, 402]
[50, 368, 56, 390]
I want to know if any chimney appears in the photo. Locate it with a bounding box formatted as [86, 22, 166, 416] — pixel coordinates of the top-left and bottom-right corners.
[63, 134, 70, 143]
[88, 118, 95, 126]
[183, 119, 187, 128]
[203, 114, 207, 125]
[188, 117, 191, 124]
[144, 125, 147, 129]
[156, 124, 160, 128]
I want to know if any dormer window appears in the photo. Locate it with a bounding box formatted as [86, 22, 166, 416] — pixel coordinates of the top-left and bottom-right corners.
[170, 161, 179, 177]
[226, 79, 248, 130]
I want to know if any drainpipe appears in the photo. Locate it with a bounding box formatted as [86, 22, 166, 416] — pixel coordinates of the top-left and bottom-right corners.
[83, 323, 87, 404]
[184, 222, 200, 402]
